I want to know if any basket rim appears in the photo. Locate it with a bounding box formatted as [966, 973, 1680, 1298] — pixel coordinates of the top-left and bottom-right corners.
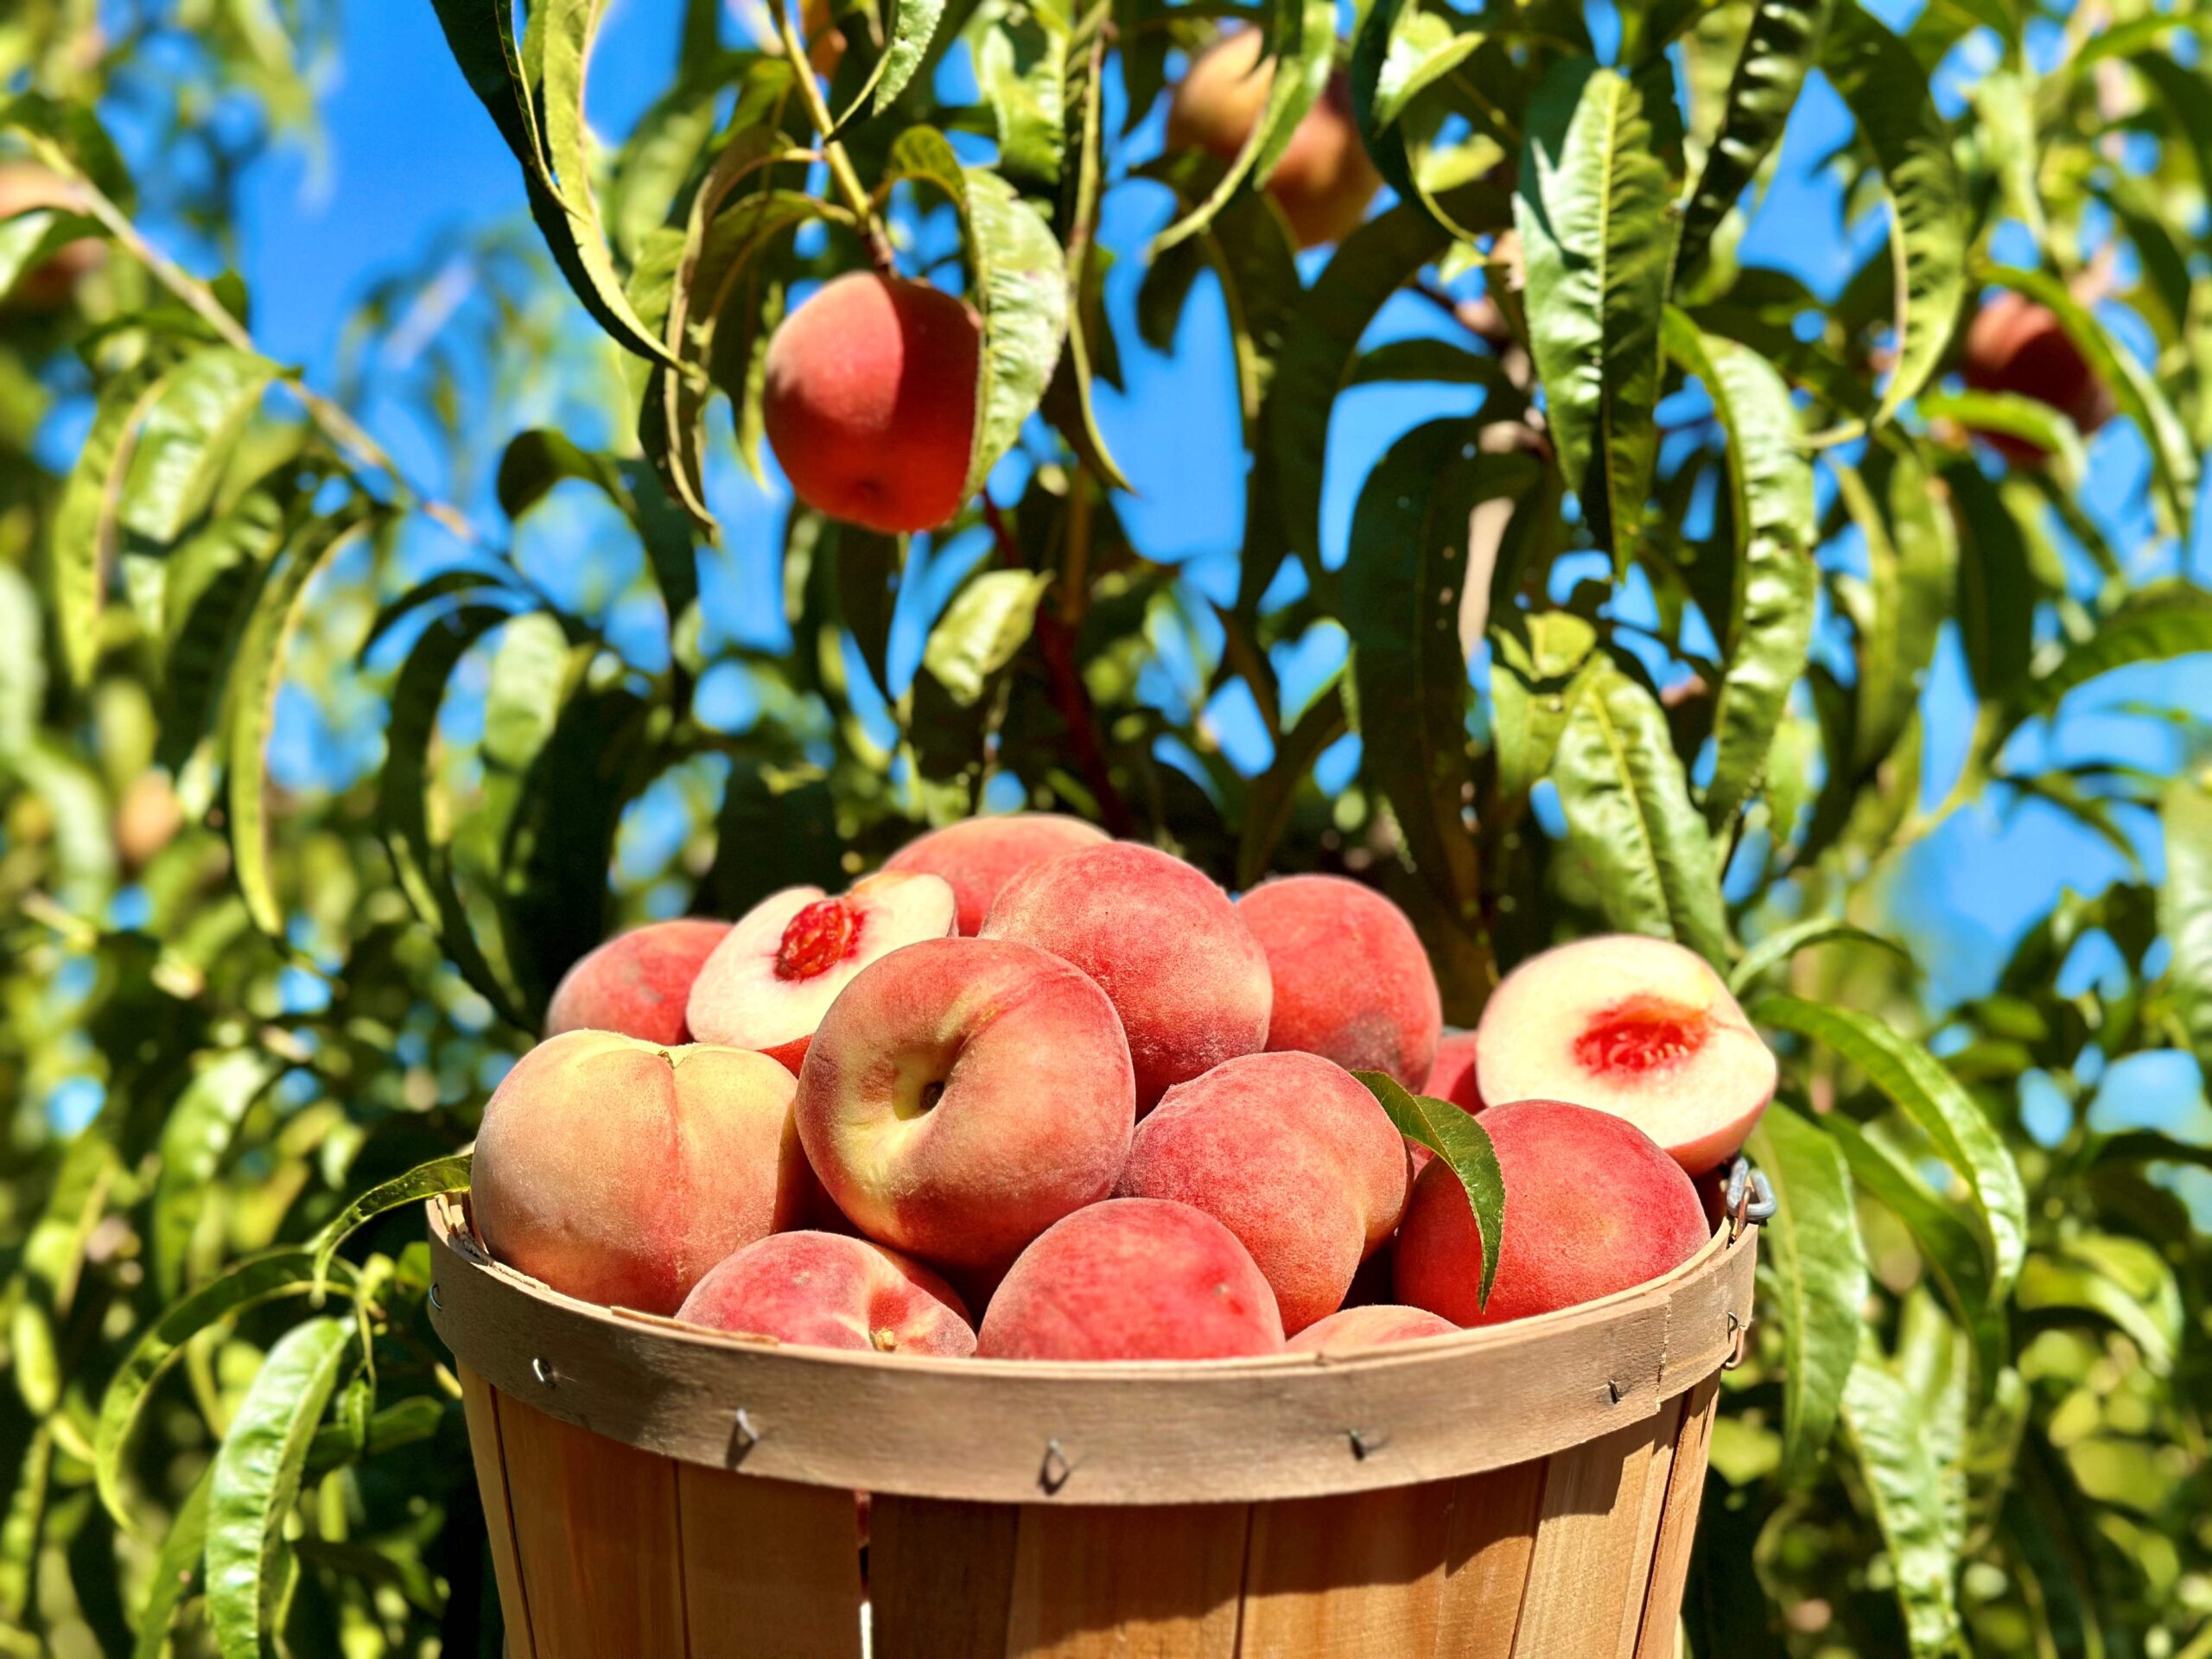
[426, 1192, 1738, 1379]
[426, 1193, 1758, 1503]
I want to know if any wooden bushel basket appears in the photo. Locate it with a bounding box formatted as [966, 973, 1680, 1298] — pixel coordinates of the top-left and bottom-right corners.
[426, 1195, 1758, 1658]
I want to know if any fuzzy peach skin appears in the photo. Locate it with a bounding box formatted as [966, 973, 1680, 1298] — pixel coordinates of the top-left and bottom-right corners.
[473, 1033, 810, 1313]
[762, 271, 981, 533]
[1114, 1052, 1409, 1332]
[1422, 1030, 1484, 1114]
[882, 813, 1109, 935]
[676, 1231, 976, 1357]
[976, 1198, 1286, 1360]
[1166, 32, 1382, 249]
[794, 937, 1136, 1273]
[1287, 1304, 1458, 1354]
[544, 918, 732, 1046]
[1395, 1098, 1709, 1327]
[1962, 290, 2113, 462]
[982, 842, 1271, 1110]
[1474, 934, 1777, 1174]
[686, 870, 957, 1071]
[1237, 874, 1442, 1090]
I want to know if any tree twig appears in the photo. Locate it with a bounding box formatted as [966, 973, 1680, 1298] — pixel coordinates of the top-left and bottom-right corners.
[981, 493, 1135, 837]
[765, 0, 895, 276]
[39, 145, 487, 550]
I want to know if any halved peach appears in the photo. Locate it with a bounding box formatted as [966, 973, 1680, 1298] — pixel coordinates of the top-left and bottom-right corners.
[685, 870, 957, 1071]
[1474, 935, 1775, 1174]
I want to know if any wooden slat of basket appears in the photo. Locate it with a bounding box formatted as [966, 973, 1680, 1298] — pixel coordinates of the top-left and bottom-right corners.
[458, 1365, 537, 1659]
[1614, 1394, 1689, 1659]
[494, 1389, 689, 1659]
[1630, 1375, 1722, 1659]
[1001, 1501, 1248, 1657]
[1507, 1402, 1681, 1659]
[1236, 1478, 1461, 1656]
[1430, 1460, 1545, 1659]
[871, 1495, 1022, 1659]
[677, 1465, 863, 1659]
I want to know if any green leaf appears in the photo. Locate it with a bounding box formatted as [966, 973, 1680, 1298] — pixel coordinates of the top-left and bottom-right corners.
[308, 1154, 475, 1290]
[920, 569, 1052, 707]
[1729, 917, 1911, 995]
[1267, 184, 1513, 577]
[645, 134, 823, 525]
[1550, 660, 1731, 966]
[1675, 0, 1834, 286]
[1753, 995, 2025, 1300]
[118, 347, 281, 545]
[1662, 315, 1816, 830]
[1154, 0, 1336, 253]
[94, 1250, 357, 1530]
[378, 607, 533, 1028]
[1819, 0, 1965, 423]
[1747, 1104, 1865, 1484]
[834, 525, 905, 695]
[874, 0, 951, 113]
[2162, 765, 2212, 1067]
[1349, 0, 1519, 238]
[149, 1052, 278, 1301]
[226, 510, 382, 936]
[974, 0, 1069, 186]
[428, 0, 676, 363]
[2018, 1235, 2184, 1376]
[206, 1317, 358, 1659]
[1345, 421, 1527, 925]
[1489, 610, 1598, 802]
[53, 363, 166, 687]
[1833, 448, 1952, 773]
[482, 613, 581, 776]
[0, 1428, 49, 1625]
[1939, 456, 2036, 701]
[1356, 1071, 1505, 1309]
[2003, 583, 2212, 738]
[132, 1466, 212, 1659]
[1919, 390, 2086, 481]
[1236, 681, 1347, 891]
[1978, 264, 2198, 537]
[1841, 1350, 1968, 1656]
[883, 130, 1069, 495]
[1516, 58, 1678, 571]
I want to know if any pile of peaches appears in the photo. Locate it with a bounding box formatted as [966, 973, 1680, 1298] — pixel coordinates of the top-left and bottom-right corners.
[469, 816, 1777, 1362]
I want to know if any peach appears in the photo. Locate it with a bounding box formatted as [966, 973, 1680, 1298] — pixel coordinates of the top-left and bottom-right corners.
[1395, 1098, 1708, 1327]
[794, 937, 1135, 1273]
[544, 918, 731, 1046]
[685, 870, 957, 1071]
[982, 842, 1271, 1109]
[1237, 874, 1441, 1090]
[115, 770, 186, 870]
[473, 1032, 810, 1313]
[1474, 934, 1776, 1173]
[1286, 1305, 1458, 1354]
[882, 813, 1109, 935]
[676, 1231, 976, 1357]
[1422, 1030, 1484, 1114]
[1114, 1052, 1408, 1332]
[761, 271, 980, 533]
[1166, 31, 1382, 249]
[1962, 291, 2114, 462]
[976, 1198, 1285, 1360]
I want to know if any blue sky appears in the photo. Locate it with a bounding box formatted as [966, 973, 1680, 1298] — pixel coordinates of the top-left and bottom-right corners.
[191, 0, 2212, 1046]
